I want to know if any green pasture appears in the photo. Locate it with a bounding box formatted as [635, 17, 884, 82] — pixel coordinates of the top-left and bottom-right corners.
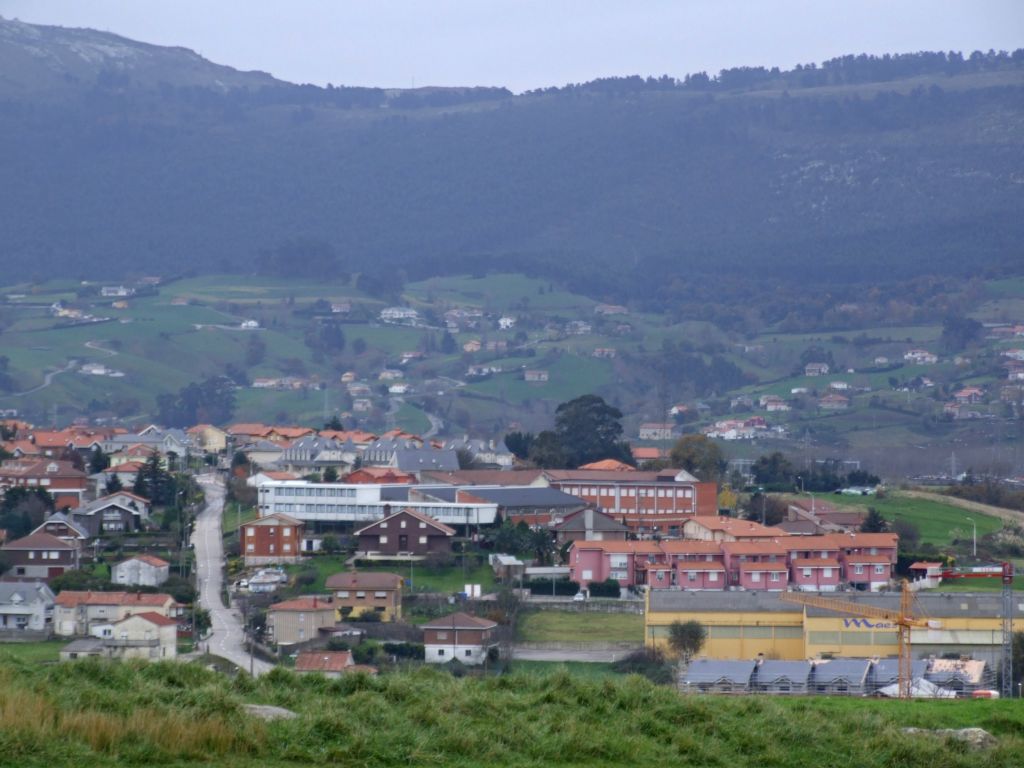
[517, 611, 644, 644]
[833, 493, 1004, 548]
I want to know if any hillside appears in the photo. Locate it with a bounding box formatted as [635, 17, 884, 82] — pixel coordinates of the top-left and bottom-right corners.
[0, 657, 1021, 767]
[0, 18, 1021, 299]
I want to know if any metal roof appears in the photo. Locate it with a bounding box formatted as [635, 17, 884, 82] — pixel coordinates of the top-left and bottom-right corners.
[755, 660, 812, 684]
[812, 659, 871, 684]
[683, 659, 756, 685]
[872, 658, 928, 684]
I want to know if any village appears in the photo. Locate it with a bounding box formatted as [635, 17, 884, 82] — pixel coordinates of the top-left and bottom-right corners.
[0, 413, 1020, 699]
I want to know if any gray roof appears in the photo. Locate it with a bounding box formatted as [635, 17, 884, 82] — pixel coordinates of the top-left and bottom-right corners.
[394, 448, 459, 472]
[683, 659, 756, 685]
[73, 496, 144, 517]
[755, 660, 812, 685]
[61, 638, 106, 653]
[812, 659, 871, 685]
[35, 511, 89, 538]
[0, 581, 54, 605]
[467, 486, 582, 509]
[649, 590, 1017, 619]
[554, 508, 628, 532]
[872, 658, 928, 685]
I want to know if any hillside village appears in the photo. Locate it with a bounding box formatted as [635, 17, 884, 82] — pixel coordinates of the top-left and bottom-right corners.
[0, 409, 1021, 700]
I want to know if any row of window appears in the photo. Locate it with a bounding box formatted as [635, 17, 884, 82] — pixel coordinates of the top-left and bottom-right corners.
[268, 487, 358, 498]
[335, 591, 389, 599]
[246, 526, 293, 536]
[26, 551, 64, 560]
[378, 535, 429, 545]
[567, 486, 692, 498]
[648, 624, 804, 640]
[246, 543, 293, 553]
[379, 520, 428, 529]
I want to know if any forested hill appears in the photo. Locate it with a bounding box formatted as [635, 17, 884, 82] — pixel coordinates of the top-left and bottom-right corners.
[1, 16, 1022, 303]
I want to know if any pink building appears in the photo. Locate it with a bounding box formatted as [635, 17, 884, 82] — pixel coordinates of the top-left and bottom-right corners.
[721, 541, 789, 590]
[790, 558, 842, 591]
[738, 561, 789, 591]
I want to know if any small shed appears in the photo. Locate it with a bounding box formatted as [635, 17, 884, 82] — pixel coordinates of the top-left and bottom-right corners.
[811, 658, 871, 696]
[59, 637, 106, 661]
[752, 660, 812, 695]
[680, 659, 756, 694]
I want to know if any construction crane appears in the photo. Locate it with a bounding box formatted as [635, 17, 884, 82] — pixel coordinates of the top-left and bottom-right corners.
[937, 561, 1015, 698]
[779, 580, 934, 698]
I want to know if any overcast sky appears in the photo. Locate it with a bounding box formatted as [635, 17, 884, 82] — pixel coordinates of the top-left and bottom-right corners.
[2, 0, 1021, 92]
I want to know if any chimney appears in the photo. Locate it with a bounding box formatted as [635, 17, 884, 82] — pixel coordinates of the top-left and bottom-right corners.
[584, 508, 594, 531]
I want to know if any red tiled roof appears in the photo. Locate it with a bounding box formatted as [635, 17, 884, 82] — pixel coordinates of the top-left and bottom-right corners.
[269, 596, 334, 612]
[578, 459, 636, 471]
[121, 611, 178, 627]
[295, 650, 353, 672]
[126, 554, 169, 568]
[2, 532, 75, 550]
[355, 508, 456, 536]
[720, 540, 789, 556]
[843, 553, 893, 564]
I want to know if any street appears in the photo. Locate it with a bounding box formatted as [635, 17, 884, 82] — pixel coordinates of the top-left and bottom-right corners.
[193, 473, 274, 675]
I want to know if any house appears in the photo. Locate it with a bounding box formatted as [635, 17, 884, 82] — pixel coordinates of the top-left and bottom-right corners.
[498, 316, 516, 330]
[828, 381, 851, 391]
[904, 349, 938, 365]
[344, 467, 416, 485]
[804, 363, 830, 377]
[388, 383, 410, 395]
[54, 591, 178, 636]
[69, 492, 152, 538]
[592, 347, 617, 359]
[680, 659, 757, 694]
[638, 423, 674, 441]
[442, 437, 515, 469]
[379, 307, 418, 324]
[681, 517, 783, 542]
[100, 285, 134, 298]
[324, 571, 403, 621]
[954, 387, 984, 404]
[720, 541, 790, 591]
[266, 596, 337, 646]
[818, 394, 850, 411]
[246, 470, 302, 488]
[553, 508, 629, 545]
[422, 612, 498, 665]
[294, 650, 356, 677]
[355, 508, 456, 557]
[378, 369, 404, 381]
[462, 339, 482, 353]
[111, 555, 170, 587]
[0, 458, 89, 509]
[524, 369, 549, 383]
[594, 304, 628, 316]
[418, 485, 584, 528]
[0, 532, 80, 580]
[631, 446, 664, 463]
[243, 513, 305, 566]
[565, 320, 592, 335]
[278, 436, 352, 474]
[187, 424, 228, 454]
[30, 512, 89, 547]
[353, 399, 373, 413]
[0, 581, 54, 636]
[85, 611, 178, 661]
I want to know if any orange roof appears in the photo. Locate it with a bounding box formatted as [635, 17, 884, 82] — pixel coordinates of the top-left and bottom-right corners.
[325, 571, 403, 590]
[270, 596, 334, 612]
[774, 536, 840, 551]
[122, 612, 178, 627]
[126, 554, 169, 568]
[30, 430, 75, 448]
[814, 532, 899, 549]
[720, 541, 789, 556]
[686, 517, 784, 537]
[104, 461, 146, 472]
[570, 540, 667, 555]
[843, 553, 893, 564]
[421, 612, 497, 630]
[355, 508, 456, 536]
[631, 447, 663, 461]
[578, 459, 635, 471]
[320, 429, 378, 444]
[661, 540, 724, 555]
[262, 471, 300, 481]
[295, 650, 353, 672]
[227, 423, 272, 436]
[268, 426, 316, 439]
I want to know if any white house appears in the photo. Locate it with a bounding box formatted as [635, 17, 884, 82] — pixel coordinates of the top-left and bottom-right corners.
[904, 349, 938, 365]
[87, 612, 178, 660]
[422, 612, 498, 666]
[380, 307, 418, 324]
[498, 316, 516, 330]
[112, 555, 170, 587]
[0, 582, 54, 635]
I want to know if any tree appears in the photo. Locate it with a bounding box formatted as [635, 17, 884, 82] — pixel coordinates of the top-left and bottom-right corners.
[668, 620, 707, 664]
[751, 452, 796, 489]
[0, 487, 55, 540]
[88, 446, 110, 473]
[59, 447, 84, 471]
[553, 394, 632, 468]
[321, 535, 341, 554]
[323, 415, 344, 431]
[892, 518, 920, 549]
[504, 431, 534, 460]
[860, 507, 890, 533]
[669, 434, 725, 482]
[440, 331, 457, 354]
[104, 473, 124, 494]
[940, 314, 982, 353]
[527, 430, 568, 469]
[322, 466, 339, 483]
[157, 376, 236, 427]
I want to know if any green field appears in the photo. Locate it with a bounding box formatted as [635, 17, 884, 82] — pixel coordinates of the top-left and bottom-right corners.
[223, 503, 259, 534]
[285, 556, 497, 595]
[518, 611, 644, 644]
[1, 657, 1022, 767]
[831, 493, 1004, 548]
[0, 641, 65, 664]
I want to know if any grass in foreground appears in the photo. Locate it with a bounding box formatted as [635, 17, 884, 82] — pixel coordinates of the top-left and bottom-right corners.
[0, 657, 1022, 767]
[517, 610, 643, 644]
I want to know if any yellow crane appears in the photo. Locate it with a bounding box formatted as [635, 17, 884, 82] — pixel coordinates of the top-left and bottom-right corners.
[779, 581, 934, 698]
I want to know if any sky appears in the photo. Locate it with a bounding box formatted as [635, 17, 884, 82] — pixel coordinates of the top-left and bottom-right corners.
[2, 0, 1022, 92]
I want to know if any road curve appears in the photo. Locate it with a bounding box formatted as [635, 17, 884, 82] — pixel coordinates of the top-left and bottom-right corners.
[193, 473, 274, 676]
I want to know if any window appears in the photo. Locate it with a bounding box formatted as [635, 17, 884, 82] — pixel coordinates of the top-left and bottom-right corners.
[437, 631, 448, 640]
[380, 522, 388, 529]
[246, 528, 255, 537]
[770, 572, 780, 582]
[465, 650, 472, 657]
[374, 591, 387, 598]
[283, 543, 292, 552]
[582, 569, 593, 581]
[708, 572, 718, 582]
[419, 522, 426, 528]
[269, 544, 275, 553]
[269, 527, 275, 534]
[419, 536, 427, 544]
[379, 535, 388, 544]
[802, 569, 812, 578]
[854, 564, 864, 575]
[246, 543, 254, 552]
[400, 520, 406, 528]
[656, 571, 664, 582]
[283, 527, 291, 537]
[687, 572, 696, 582]
[751, 572, 761, 582]
[338, 591, 350, 598]
[869, 547, 878, 555]
[356, 591, 366, 598]
[438, 649, 445, 656]
[823, 568, 833, 578]
[874, 565, 886, 575]
[27, 552, 35, 560]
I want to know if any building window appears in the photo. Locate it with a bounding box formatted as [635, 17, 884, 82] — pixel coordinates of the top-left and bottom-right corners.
[356, 591, 366, 598]
[283, 527, 291, 537]
[437, 631, 448, 640]
[656, 571, 664, 582]
[465, 650, 472, 657]
[802, 569, 812, 578]
[582, 570, 593, 581]
[400, 520, 406, 528]
[419, 522, 426, 528]
[338, 591, 350, 598]
[27, 552, 35, 560]
[874, 565, 886, 575]
[380, 522, 387, 529]
[418, 536, 428, 544]
[246, 528, 255, 537]
[687, 572, 696, 582]
[438, 649, 445, 656]
[751, 572, 761, 582]
[823, 568, 833, 578]
[770, 572, 780, 582]
[379, 535, 388, 544]
[374, 591, 387, 598]
[283, 543, 292, 552]
[708, 572, 718, 582]
[854, 565, 864, 575]
[246, 544, 254, 552]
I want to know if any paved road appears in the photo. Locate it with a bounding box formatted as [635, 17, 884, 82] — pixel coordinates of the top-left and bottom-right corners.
[9, 360, 76, 396]
[193, 473, 274, 676]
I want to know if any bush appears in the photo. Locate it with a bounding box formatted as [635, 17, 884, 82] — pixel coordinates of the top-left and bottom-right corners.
[527, 578, 578, 596]
[382, 642, 425, 660]
[612, 649, 674, 685]
[294, 568, 318, 588]
[587, 578, 621, 598]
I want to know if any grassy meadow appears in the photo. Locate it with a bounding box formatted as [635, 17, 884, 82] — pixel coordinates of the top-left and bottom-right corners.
[517, 611, 644, 645]
[831, 493, 1004, 548]
[0, 657, 1022, 767]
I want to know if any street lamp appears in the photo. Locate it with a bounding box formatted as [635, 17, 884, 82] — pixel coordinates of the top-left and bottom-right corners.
[965, 516, 977, 558]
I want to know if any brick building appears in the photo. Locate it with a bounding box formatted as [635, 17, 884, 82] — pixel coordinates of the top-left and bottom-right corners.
[243, 512, 305, 566]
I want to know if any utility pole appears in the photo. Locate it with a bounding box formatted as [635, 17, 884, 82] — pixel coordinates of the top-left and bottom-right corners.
[965, 517, 977, 558]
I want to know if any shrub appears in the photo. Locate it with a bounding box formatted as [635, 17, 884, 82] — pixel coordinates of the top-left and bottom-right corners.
[587, 578, 621, 598]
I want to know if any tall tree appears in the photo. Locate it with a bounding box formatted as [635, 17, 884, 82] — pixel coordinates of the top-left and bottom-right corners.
[88, 446, 110, 474]
[668, 620, 707, 665]
[553, 394, 632, 468]
[669, 434, 725, 482]
[859, 507, 890, 533]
